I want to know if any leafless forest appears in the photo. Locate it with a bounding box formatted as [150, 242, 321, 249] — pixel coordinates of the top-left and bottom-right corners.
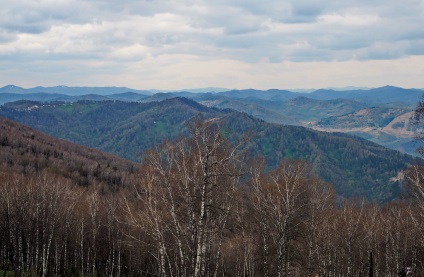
[1, 118, 424, 277]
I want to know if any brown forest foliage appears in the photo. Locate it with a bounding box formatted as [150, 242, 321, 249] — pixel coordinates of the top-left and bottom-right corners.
[0, 116, 137, 189]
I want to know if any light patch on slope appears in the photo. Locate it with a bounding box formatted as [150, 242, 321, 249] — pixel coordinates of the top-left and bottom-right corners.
[354, 109, 370, 116]
[309, 123, 377, 133]
[381, 111, 416, 138]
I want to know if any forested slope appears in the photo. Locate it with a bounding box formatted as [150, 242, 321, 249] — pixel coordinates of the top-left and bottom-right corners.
[0, 116, 137, 188]
[0, 98, 420, 201]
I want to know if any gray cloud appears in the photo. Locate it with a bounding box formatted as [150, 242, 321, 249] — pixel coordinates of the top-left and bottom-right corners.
[0, 0, 423, 88]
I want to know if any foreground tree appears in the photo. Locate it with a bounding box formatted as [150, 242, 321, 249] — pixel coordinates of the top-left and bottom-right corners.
[304, 177, 335, 277]
[0, 173, 79, 277]
[3, 116, 424, 276]
[405, 165, 424, 248]
[124, 117, 244, 276]
[250, 159, 328, 277]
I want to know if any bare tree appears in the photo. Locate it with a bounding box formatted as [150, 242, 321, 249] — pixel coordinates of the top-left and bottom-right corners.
[250, 159, 314, 277]
[0, 173, 78, 277]
[304, 178, 335, 277]
[405, 165, 424, 247]
[123, 117, 244, 276]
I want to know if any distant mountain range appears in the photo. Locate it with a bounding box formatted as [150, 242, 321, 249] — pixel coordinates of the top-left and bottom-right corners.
[0, 91, 150, 105]
[1, 84, 424, 155]
[0, 98, 420, 202]
[0, 85, 229, 97]
[1, 84, 422, 103]
[0, 84, 153, 96]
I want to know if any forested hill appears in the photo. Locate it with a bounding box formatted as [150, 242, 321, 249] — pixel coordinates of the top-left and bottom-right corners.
[0, 116, 137, 188]
[0, 98, 420, 201]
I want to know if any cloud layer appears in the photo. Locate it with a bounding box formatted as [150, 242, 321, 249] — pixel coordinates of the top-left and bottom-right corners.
[1, 0, 424, 89]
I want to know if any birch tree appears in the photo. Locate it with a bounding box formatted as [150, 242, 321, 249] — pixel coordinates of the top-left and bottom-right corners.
[304, 178, 335, 277]
[124, 117, 243, 276]
[251, 159, 313, 277]
[405, 165, 424, 247]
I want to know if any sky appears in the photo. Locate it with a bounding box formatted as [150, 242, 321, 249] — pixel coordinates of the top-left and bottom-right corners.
[0, 0, 424, 90]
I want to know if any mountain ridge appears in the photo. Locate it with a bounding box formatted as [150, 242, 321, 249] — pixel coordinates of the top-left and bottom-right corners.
[2, 85, 423, 156]
[0, 97, 420, 202]
[0, 85, 154, 96]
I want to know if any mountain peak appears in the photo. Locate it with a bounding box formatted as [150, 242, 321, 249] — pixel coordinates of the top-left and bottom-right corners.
[0, 85, 25, 93]
[162, 97, 211, 112]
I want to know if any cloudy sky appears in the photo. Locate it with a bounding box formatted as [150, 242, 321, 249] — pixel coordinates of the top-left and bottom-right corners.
[1, 0, 424, 90]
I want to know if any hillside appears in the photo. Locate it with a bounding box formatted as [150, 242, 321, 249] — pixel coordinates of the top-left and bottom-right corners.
[1, 98, 214, 161]
[195, 94, 299, 125]
[198, 93, 420, 155]
[191, 94, 420, 155]
[242, 96, 368, 124]
[0, 116, 137, 188]
[0, 98, 420, 202]
[313, 107, 423, 154]
[316, 107, 410, 129]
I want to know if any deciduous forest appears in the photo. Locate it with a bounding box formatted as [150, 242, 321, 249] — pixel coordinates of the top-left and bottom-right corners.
[1, 117, 424, 276]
